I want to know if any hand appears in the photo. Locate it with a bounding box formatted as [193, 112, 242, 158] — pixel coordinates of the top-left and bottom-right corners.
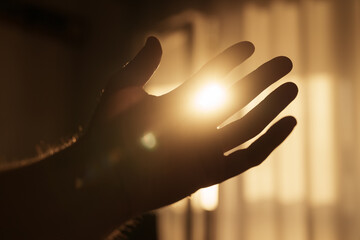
[77, 37, 298, 222]
[0, 37, 297, 239]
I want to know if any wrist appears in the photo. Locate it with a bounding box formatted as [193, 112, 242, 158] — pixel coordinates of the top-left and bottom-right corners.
[68, 131, 135, 230]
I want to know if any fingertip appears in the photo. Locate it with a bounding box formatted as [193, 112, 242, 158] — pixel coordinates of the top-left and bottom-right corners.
[281, 82, 299, 99]
[118, 36, 162, 88]
[286, 81, 298, 94]
[279, 116, 297, 129]
[146, 36, 158, 43]
[145, 36, 162, 57]
[248, 116, 297, 155]
[288, 116, 297, 127]
[258, 116, 297, 146]
[243, 41, 255, 55]
[231, 41, 255, 58]
[275, 56, 293, 72]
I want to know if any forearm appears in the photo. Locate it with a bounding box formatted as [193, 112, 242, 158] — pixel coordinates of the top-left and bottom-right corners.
[0, 142, 81, 238]
[0, 138, 130, 239]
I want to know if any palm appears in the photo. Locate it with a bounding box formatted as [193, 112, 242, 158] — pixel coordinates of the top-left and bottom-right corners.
[82, 36, 297, 218]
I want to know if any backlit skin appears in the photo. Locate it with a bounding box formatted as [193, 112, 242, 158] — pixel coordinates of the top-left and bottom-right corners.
[0, 37, 297, 239]
[193, 83, 227, 112]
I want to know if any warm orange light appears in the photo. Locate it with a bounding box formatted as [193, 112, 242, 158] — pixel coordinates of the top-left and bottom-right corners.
[194, 83, 227, 112]
[199, 185, 219, 211]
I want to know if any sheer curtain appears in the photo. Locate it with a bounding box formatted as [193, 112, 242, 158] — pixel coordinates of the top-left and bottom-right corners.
[144, 0, 360, 239]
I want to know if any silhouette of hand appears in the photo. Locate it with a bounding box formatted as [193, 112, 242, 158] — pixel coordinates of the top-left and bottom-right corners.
[0, 36, 298, 239]
[77, 36, 298, 221]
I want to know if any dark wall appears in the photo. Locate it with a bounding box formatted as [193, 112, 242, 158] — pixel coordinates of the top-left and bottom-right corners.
[0, 0, 217, 160]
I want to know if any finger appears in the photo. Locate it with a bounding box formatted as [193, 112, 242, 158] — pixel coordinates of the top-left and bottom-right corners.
[218, 56, 293, 123]
[108, 36, 162, 91]
[220, 82, 298, 151]
[167, 41, 255, 99]
[217, 116, 297, 182]
[126, 36, 162, 83]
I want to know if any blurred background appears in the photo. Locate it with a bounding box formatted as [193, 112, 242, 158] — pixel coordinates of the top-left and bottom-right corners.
[0, 0, 359, 239]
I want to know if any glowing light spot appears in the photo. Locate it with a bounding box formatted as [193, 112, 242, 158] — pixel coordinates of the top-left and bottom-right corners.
[140, 132, 157, 150]
[199, 184, 219, 211]
[194, 83, 226, 112]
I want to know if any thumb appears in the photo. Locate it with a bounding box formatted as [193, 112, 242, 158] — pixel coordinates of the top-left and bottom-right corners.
[112, 36, 162, 90]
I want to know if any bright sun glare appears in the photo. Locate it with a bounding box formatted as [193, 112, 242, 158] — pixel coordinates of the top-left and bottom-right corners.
[194, 83, 227, 112]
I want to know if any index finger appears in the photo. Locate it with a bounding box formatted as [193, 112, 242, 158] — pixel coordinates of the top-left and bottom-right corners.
[165, 41, 255, 100]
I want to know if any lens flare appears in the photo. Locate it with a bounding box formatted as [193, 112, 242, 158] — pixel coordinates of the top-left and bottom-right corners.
[140, 132, 157, 150]
[194, 83, 226, 112]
